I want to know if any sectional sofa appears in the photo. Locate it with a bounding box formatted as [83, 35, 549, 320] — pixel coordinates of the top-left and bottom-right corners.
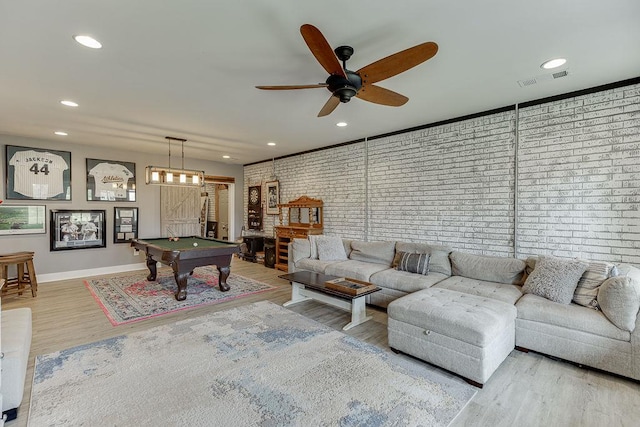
[288, 236, 640, 386]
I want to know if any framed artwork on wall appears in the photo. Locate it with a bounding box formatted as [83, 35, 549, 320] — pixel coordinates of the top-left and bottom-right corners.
[50, 209, 106, 251]
[86, 158, 136, 201]
[0, 204, 46, 235]
[5, 145, 71, 200]
[266, 180, 279, 215]
[114, 207, 138, 243]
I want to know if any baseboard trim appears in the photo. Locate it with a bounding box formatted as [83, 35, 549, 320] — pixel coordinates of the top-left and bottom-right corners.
[38, 263, 148, 283]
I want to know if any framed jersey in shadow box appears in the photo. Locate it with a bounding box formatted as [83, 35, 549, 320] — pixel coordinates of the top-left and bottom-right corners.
[86, 158, 136, 201]
[5, 145, 72, 200]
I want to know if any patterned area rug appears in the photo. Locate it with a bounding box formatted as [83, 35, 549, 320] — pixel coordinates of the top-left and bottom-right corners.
[84, 266, 276, 325]
[29, 301, 476, 426]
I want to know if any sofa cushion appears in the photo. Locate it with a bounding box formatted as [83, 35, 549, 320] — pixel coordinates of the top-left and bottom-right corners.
[369, 269, 448, 294]
[396, 252, 430, 275]
[295, 258, 339, 274]
[349, 241, 395, 266]
[522, 255, 589, 304]
[292, 238, 311, 263]
[325, 260, 390, 282]
[516, 293, 630, 342]
[597, 276, 640, 332]
[434, 276, 523, 305]
[316, 236, 348, 261]
[450, 251, 525, 285]
[395, 242, 453, 276]
[573, 260, 616, 309]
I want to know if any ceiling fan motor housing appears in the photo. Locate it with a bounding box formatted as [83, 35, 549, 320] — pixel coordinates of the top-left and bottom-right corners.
[326, 70, 362, 103]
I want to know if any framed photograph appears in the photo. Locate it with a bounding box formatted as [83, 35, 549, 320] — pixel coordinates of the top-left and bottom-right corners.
[50, 209, 106, 251]
[86, 158, 136, 201]
[266, 180, 279, 215]
[114, 207, 138, 243]
[0, 205, 46, 235]
[5, 145, 71, 200]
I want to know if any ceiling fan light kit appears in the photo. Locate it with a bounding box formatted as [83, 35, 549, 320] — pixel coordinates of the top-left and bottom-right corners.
[145, 136, 204, 187]
[256, 24, 438, 117]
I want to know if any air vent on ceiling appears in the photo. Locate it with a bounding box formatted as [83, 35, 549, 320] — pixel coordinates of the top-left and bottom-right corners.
[518, 70, 569, 87]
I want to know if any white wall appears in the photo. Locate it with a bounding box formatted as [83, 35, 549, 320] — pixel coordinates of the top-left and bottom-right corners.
[0, 135, 243, 277]
[245, 81, 640, 265]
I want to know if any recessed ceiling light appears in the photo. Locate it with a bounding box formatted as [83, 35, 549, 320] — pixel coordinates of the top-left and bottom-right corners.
[541, 58, 567, 70]
[336, 122, 347, 127]
[60, 100, 78, 107]
[267, 142, 276, 146]
[54, 131, 68, 136]
[73, 35, 102, 49]
[222, 155, 230, 159]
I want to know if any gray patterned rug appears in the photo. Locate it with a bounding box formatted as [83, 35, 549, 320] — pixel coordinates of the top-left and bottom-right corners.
[28, 301, 476, 426]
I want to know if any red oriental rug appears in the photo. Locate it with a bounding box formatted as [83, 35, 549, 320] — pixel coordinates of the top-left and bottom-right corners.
[84, 266, 276, 325]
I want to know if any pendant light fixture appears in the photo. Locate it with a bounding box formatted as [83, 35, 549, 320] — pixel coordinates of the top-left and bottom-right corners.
[145, 136, 204, 187]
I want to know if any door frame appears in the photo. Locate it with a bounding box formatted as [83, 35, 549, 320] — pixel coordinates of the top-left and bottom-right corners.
[205, 176, 235, 241]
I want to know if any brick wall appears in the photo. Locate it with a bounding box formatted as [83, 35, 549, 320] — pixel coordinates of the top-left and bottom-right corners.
[244, 142, 366, 239]
[245, 81, 640, 263]
[367, 111, 516, 256]
[517, 83, 640, 265]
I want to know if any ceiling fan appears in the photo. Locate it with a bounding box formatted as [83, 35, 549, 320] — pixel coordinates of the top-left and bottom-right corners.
[256, 24, 438, 117]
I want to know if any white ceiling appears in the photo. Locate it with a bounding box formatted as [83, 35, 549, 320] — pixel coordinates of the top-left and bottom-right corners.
[1, 1, 639, 165]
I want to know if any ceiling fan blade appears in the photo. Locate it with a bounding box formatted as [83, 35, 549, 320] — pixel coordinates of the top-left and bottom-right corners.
[356, 42, 438, 84]
[318, 95, 340, 117]
[256, 84, 328, 90]
[300, 24, 346, 78]
[356, 84, 408, 106]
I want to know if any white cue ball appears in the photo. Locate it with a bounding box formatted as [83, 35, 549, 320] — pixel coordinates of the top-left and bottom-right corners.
[193, 242, 198, 247]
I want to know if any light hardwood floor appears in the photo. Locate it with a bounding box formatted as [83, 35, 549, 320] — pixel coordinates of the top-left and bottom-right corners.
[3, 258, 640, 426]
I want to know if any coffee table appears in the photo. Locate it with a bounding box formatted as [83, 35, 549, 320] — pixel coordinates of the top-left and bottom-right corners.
[279, 271, 380, 330]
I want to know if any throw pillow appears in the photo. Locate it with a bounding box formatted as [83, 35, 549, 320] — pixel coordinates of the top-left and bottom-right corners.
[308, 235, 321, 260]
[522, 255, 589, 304]
[597, 276, 640, 332]
[316, 236, 348, 261]
[395, 242, 453, 276]
[573, 261, 616, 309]
[291, 238, 311, 263]
[396, 252, 430, 275]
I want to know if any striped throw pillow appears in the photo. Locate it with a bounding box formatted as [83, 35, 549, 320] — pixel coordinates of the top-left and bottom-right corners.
[573, 260, 616, 309]
[396, 252, 430, 275]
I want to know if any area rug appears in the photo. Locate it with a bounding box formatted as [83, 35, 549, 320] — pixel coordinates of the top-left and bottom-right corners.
[84, 266, 276, 325]
[29, 301, 476, 426]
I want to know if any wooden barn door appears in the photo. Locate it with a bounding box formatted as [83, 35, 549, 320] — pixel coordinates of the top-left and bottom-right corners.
[160, 187, 201, 237]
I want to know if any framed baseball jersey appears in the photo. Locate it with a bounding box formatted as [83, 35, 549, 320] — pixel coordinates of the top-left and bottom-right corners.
[86, 158, 136, 201]
[5, 145, 72, 200]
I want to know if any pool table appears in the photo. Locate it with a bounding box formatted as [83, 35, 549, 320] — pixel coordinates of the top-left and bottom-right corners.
[131, 236, 240, 301]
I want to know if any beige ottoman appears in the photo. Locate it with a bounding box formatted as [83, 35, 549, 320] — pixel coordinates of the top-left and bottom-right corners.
[388, 288, 516, 387]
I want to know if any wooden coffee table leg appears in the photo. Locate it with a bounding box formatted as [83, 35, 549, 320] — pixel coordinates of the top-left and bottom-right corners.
[343, 296, 372, 331]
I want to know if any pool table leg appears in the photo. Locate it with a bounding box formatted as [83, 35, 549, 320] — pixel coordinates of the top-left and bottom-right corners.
[173, 271, 190, 301]
[218, 265, 231, 292]
[145, 255, 157, 281]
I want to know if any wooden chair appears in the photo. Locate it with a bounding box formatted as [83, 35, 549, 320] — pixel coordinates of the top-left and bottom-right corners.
[0, 251, 38, 297]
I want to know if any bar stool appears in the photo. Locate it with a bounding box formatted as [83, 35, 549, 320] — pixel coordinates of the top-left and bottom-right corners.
[0, 251, 38, 297]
